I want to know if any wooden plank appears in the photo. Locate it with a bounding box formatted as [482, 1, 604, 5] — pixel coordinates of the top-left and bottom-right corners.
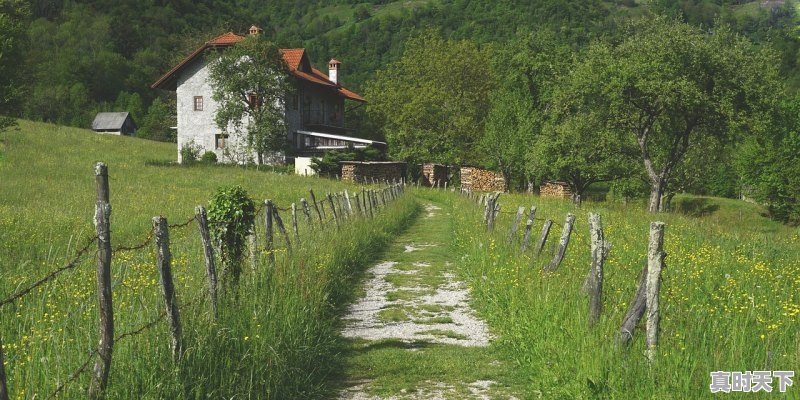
[507, 206, 526, 244]
[646, 222, 666, 361]
[544, 213, 575, 272]
[520, 206, 536, 252]
[587, 213, 605, 328]
[534, 219, 553, 258]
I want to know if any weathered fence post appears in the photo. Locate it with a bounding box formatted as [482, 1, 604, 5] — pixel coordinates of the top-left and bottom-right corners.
[534, 219, 553, 258]
[300, 198, 313, 229]
[520, 206, 537, 252]
[353, 193, 361, 215]
[309, 189, 323, 226]
[272, 207, 293, 255]
[89, 162, 113, 400]
[327, 193, 340, 229]
[0, 337, 8, 400]
[619, 265, 647, 346]
[153, 216, 183, 362]
[291, 203, 300, 242]
[646, 222, 666, 361]
[195, 206, 218, 319]
[264, 200, 275, 265]
[544, 213, 575, 272]
[587, 213, 605, 328]
[507, 206, 526, 244]
[248, 230, 258, 271]
[344, 190, 353, 216]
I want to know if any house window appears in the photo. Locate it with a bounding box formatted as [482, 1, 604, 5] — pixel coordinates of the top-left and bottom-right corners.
[193, 96, 203, 111]
[215, 134, 229, 149]
[247, 92, 262, 109]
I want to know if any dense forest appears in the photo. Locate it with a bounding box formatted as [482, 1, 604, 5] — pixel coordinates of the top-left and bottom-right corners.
[1, 0, 799, 220]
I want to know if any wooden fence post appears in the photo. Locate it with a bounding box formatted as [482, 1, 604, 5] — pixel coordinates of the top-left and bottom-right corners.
[587, 213, 605, 328]
[248, 230, 258, 271]
[344, 190, 353, 215]
[153, 216, 183, 362]
[300, 198, 312, 227]
[619, 265, 647, 346]
[264, 200, 275, 265]
[0, 337, 8, 400]
[520, 206, 537, 252]
[507, 206, 526, 244]
[353, 193, 361, 215]
[534, 219, 553, 258]
[646, 222, 666, 361]
[544, 213, 575, 272]
[272, 207, 293, 254]
[89, 162, 113, 400]
[327, 193, 340, 229]
[291, 203, 300, 242]
[195, 206, 218, 319]
[309, 189, 323, 226]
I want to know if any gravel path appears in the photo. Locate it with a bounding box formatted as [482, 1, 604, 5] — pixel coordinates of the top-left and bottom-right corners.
[337, 203, 514, 399]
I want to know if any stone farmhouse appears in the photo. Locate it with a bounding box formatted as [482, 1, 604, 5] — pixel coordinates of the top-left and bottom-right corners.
[151, 25, 383, 164]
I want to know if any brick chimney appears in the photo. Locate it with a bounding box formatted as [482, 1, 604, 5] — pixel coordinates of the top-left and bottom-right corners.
[248, 25, 263, 36]
[328, 59, 341, 85]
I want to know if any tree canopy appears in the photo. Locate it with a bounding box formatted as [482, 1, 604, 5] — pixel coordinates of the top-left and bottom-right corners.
[208, 36, 290, 164]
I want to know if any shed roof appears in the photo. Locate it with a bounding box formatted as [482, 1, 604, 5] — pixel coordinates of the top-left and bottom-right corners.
[92, 112, 132, 130]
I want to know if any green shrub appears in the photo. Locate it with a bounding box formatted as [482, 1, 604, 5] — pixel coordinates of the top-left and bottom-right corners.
[207, 185, 256, 285]
[201, 150, 218, 163]
[180, 141, 201, 164]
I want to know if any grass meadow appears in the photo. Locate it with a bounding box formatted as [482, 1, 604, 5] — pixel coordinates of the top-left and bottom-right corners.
[415, 188, 800, 398]
[0, 120, 418, 398]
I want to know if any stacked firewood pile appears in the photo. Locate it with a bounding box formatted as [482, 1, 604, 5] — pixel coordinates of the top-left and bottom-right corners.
[540, 181, 572, 199]
[460, 166, 506, 192]
[422, 163, 448, 186]
[340, 161, 406, 183]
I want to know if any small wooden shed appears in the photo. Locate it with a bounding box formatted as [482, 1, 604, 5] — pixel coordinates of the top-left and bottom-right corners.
[91, 112, 137, 136]
[421, 163, 448, 187]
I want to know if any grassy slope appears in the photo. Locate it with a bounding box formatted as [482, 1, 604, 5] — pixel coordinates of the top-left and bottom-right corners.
[437, 188, 799, 398]
[0, 120, 418, 398]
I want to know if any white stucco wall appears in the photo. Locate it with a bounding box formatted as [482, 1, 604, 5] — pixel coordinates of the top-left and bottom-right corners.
[294, 157, 316, 176]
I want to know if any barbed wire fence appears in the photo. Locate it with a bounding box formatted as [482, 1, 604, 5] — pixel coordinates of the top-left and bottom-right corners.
[0, 161, 407, 399]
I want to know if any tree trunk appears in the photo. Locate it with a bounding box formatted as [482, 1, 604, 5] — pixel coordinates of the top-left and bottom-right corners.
[648, 179, 666, 213]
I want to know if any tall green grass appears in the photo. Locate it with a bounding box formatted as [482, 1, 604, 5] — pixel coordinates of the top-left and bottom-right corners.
[420, 189, 799, 398]
[0, 120, 419, 398]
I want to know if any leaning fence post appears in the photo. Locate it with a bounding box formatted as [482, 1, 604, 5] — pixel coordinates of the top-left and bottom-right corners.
[290, 203, 300, 242]
[587, 213, 605, 328]
[327, 193, 340, 229]
[195, 206, 218, 319]
[264, 200, 275, 265]
[520, 206, 537, 252]
[344, 190, 353, 215]
[300, 198, 313, 230]
[353, 193, 361, 215]
[89, 162, 114, 400]
[646, 222, 666, 361]
[534, 219, 553, 258]
[309, 189, 323, 226]
[272, 207, 292, 255]
[248, 230, 258, 271]
[507, 206, 526, 244]
[544, 213, 575, 272]
[153, 216, 183, 362]
[0, 337, 8, 400]
[619, 265, 647, 346]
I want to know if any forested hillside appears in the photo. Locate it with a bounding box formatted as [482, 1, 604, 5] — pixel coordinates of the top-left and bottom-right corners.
[4, 0, 800, 137]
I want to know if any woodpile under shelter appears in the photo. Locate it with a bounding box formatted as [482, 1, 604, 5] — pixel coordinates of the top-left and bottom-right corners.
[421, 163, 448, 187]
[91, 112, 137, 136]
[460, 166, 506, 192]
[341, 161, 406, 183]
[540, 181, 572, 199]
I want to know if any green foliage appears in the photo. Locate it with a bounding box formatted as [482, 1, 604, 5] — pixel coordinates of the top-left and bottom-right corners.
[179, 141, 201, 165]
[568, 16, 781, 211]
[207, 185, 256, 285]
[138, 97, 176, 142]
[0, 0, 29, 130]
[366, 30, 495, 166]
[201, 150, 218, 164]
[310, 145, 384, 177]
[737, 94, 800, 223]
[208, 36, 290, 164]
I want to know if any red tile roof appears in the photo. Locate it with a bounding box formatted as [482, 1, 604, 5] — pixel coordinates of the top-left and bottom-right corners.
[151, 34, 365, 103]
